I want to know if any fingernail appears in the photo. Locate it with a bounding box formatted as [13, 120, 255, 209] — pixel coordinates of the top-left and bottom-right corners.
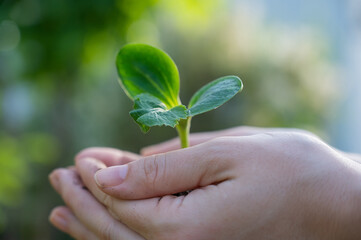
[49, 172, 61, 192]
[94, 165, 128, 187]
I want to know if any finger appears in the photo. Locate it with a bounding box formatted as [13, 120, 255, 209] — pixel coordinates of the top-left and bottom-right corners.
[49, 169, 144, 240]
[75, 157, 168, 236]
[75, 157, 165, 224]
[75, 157, 115, 207]
[140, 126, 268, 155]
[95, 137, 242, 199]
[140, 131, 221, 156]
[141, 126, 316, 155]
[76, 147, 140, 167]
[49, 206, 99, 240]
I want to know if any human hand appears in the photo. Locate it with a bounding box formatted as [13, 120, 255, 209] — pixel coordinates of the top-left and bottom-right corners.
[49, 148, 145, 240]
[50, 131, 361, 240]
[142, 126, 361, 164]
[140, 126, 317, 155]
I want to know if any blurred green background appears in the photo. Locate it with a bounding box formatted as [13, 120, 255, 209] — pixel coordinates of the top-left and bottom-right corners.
[0, 0, 360, 239]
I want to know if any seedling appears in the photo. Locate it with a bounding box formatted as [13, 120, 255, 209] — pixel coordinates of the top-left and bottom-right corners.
[116, 43, 243, 148]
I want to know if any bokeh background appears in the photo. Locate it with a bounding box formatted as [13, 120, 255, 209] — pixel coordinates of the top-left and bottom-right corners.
[0, 0, 360, 239]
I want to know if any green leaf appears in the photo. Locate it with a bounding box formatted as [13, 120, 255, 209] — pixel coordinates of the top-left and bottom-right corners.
[130, 94, 187, 133]
[187, 76, 243, 116]
[116, 43, 180, 108]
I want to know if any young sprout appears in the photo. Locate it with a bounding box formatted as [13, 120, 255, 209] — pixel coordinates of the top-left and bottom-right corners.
[116, 43, 243, 148]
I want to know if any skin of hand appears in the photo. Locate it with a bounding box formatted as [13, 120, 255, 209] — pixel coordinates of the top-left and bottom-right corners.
[141, 126, 361, 164]
[49, 127, 361, 240]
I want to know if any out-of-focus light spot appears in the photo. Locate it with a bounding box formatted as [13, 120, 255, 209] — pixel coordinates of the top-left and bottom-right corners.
[126, 20, 160, 46]
[22, 133, 59, 164]
[0, 136, 26, 206]
[82, 31, 116, 82]
[0, 20, 21, 51]
[2, 85, 33, 130]
[10, 0, 42, 26]
[157, 0, 225, 34]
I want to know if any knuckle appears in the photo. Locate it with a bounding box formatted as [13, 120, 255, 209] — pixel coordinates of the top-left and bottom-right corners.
[100, 193, 113, 209]
[99, 222, 114, 240]
[142, 154, 167, 190]
[261, 131, 321, 151]
[287, 132, 321, 149]
[269, 132, 325, 165]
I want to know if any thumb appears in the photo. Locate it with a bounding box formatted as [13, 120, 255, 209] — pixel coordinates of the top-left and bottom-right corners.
[94, 138, 237, 200]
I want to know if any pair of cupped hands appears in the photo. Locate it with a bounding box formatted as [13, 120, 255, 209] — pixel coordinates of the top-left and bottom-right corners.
[49, 126, 361, 240]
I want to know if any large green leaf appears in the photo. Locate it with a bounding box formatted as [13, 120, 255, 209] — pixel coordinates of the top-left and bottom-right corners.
[116, 44, 180, 108]
[187, 76, 243, 116]
[130, 94, 187, 133]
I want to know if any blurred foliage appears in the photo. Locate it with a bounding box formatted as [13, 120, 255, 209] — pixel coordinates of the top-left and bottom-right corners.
[0, 0, 339, 239]
[156, 2, 339, 134]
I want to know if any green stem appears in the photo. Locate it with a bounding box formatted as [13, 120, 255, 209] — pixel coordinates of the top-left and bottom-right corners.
[176, 117, 191, 148]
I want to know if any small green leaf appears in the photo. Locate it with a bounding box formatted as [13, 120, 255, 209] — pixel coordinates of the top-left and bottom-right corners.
[116, 43, 180, 108]
[130, 94, 187, 133]
[187, 76, 243, 116]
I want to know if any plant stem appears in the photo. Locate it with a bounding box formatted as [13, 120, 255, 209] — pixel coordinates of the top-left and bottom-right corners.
[176, 117, 191, 148]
